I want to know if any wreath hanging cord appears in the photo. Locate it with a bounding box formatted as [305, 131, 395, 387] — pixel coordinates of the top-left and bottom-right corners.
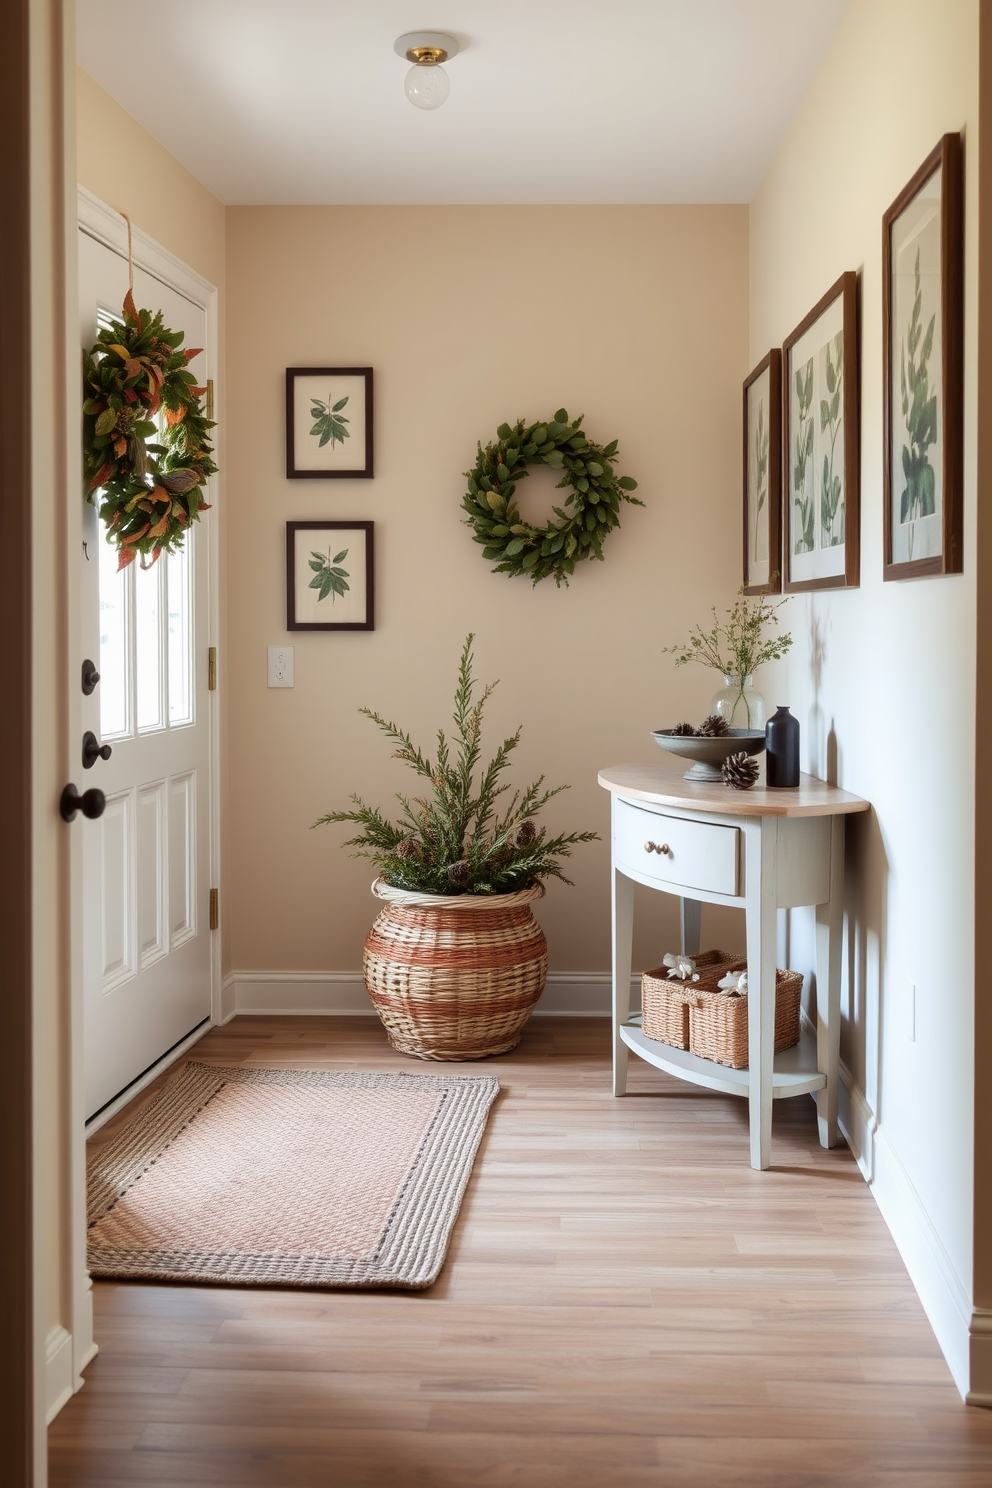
[82, 274, 217, 571]
[462, 409, 641, 586]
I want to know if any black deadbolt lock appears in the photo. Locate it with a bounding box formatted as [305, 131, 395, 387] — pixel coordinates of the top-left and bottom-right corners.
[81, 659, 100, 696]
[82, 731, 112, 769]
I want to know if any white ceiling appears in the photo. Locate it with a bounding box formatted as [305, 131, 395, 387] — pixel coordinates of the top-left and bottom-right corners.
[76, 1, 850, 206]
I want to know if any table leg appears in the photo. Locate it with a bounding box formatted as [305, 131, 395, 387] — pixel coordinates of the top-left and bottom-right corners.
[612, 867, 634, 1096]
[815, 815, 845, 1148]
[680, 898, 701, 957]
[745, 818, 777, 1169]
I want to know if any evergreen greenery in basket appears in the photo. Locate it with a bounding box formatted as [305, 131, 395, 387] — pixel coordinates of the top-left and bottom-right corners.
[313, 636, 598, 896]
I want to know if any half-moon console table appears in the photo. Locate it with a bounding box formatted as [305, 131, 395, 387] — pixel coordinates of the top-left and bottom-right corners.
[598, 762, 869, 1170]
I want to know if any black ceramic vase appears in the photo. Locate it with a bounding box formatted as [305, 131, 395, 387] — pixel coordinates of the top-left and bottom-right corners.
[765, 705, 800, 788]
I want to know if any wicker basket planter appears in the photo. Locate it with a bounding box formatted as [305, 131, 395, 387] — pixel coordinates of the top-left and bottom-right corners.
[641, 950, 745, 1048]
[687, 967, 804, 1070]
[363, 877, 548, 1061]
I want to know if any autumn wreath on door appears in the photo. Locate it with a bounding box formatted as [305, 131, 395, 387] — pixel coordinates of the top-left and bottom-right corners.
[82, 289, 217, 570]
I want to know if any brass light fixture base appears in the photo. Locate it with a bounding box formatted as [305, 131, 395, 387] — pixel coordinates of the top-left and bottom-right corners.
[393, 31, 461, 63]
[407, 45, 447, 66]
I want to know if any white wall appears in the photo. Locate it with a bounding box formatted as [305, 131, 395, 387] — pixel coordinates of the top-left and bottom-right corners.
[750, 0, 979, 1395]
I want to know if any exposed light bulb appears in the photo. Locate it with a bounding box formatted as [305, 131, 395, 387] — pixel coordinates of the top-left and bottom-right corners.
[404, 62, 450, 111]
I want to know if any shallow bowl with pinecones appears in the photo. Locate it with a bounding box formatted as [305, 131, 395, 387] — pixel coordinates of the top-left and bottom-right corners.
[651, 716, 766, 782]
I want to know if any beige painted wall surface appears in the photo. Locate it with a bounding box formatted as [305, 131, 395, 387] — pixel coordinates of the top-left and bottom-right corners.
[750, 0, 978, 1390]
[225, 205, 749, 978]
[75, 67, 225, 291]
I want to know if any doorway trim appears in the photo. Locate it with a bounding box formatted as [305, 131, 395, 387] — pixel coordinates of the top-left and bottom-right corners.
[60, 187, 222, 1414]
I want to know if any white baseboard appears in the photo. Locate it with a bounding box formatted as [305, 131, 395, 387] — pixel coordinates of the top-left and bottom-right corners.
[836, 1053, 877, 1182]
[46, 1326, 74, 1425]
[868, 1121, 973, 1399]
[832, 1048, 972, 1401]
[225, 970, 635, 1018]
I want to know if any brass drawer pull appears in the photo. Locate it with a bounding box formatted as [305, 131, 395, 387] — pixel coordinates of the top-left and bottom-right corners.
[644, 840, 671, 856]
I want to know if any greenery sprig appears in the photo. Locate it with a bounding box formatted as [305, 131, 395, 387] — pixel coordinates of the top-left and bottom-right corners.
[313, 635, 598, 895]
[83, 290, 217, 570]
[462, 410, 641, 587]
[663, 590, 793, 678]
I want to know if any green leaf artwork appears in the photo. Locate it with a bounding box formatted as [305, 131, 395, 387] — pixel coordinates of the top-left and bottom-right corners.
[819, 332, 844, 548]
[308, 546, 350, 603]
[899, 247, 938, 528]
[755, 398, 768, 516]
[792, 360, 815, 554]
[309, 393, 351, 450]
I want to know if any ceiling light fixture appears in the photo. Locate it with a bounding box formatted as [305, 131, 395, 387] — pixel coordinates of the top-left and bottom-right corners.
[394, 31, 460, 111]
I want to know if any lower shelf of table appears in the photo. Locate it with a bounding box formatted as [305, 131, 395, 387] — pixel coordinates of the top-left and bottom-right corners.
[618, 1019, 827, 1100]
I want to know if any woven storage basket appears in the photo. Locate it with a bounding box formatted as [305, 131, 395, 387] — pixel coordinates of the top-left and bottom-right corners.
[641, 949, 746, 1048]
[363, 877, 548, 1061]
[687, 967, 804, 1070]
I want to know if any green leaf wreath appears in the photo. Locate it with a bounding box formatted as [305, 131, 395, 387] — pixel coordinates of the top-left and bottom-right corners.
[313, 634, 598, 895]
[82, 290, 217, 570]
[462, 409, 642, 587]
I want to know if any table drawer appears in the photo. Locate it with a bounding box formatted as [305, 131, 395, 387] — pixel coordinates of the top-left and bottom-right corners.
[614, 798, 740, 896]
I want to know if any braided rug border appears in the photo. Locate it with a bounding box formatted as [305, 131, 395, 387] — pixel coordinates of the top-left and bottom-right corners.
[87, 1062, 499, 1290]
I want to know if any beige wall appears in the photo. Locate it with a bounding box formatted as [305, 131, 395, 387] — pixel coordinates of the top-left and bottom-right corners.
[76, 67, 225, 290]
[224, 205, 749, 979]
[750, 0, 979, 1394]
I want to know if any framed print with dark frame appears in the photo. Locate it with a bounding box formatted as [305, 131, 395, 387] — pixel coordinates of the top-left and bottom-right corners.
[783, 271, 860, 592]
[286, 521, 374, 631]
[743, 349, 782, 594]
[882, 133, 963, 580]
[286, 367, 374, 479]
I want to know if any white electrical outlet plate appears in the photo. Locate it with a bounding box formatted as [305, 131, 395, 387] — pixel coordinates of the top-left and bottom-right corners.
[268, 646, 294, 688]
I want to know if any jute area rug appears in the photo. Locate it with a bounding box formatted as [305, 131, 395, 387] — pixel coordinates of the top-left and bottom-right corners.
[87, 1062, 499, 1290]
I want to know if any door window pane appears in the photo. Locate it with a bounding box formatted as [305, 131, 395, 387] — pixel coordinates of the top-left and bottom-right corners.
[167, 534, 193, 726]
[135, 555, 164, 732]
[98, 521, 129, 739]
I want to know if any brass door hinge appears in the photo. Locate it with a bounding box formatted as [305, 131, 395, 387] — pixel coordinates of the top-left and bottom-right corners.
[209, 888, 219, 931]
[208, 646, 217, 691]
[205, 378, 215, 421]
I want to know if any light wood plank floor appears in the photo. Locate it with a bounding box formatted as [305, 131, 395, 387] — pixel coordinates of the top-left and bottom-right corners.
[50, 1016, 992, 1487]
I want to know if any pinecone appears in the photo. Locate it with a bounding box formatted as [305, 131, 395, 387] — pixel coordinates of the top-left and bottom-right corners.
[669, 722, 697, 736]
[516, 820, 537, 847]
[697, 713, 730, 737]
[721, 751, 760, 789]
[395, 838, 419, 861]
[446, 859, 471, 886]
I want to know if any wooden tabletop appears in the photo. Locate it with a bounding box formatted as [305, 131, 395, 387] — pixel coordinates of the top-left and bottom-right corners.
[598, 761, 870, 819]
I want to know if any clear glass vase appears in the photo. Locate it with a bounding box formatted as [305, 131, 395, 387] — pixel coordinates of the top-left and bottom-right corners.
[710, 673, 766, 730]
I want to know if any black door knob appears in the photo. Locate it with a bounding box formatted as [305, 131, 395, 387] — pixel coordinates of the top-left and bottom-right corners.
[82, 731, 112, 769]
[60, 784, 106, 823]
[81, 659, 101, 696]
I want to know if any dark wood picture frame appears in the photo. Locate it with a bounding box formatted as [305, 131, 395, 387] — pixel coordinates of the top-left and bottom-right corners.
[882, 133, 963, 580]
[783, 271, 860, 593]
[285, 367, 374, 479]
[286, 521, 374, 631]
[743, 349, 782, 594]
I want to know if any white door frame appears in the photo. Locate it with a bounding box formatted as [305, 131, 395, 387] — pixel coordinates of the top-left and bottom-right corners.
[62, 186, 222, 1404]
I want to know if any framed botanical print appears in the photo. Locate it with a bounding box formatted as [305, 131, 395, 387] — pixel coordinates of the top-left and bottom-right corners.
[743, 349, 782, 594]
[783, 271, 860, 592]
[286, 367, 374, 479]
[882, 133, 964, 580]
[286, 521, 374, 630]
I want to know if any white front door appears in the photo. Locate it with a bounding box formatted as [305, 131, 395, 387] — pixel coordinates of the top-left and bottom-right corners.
[78, 222, 217, 1120]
